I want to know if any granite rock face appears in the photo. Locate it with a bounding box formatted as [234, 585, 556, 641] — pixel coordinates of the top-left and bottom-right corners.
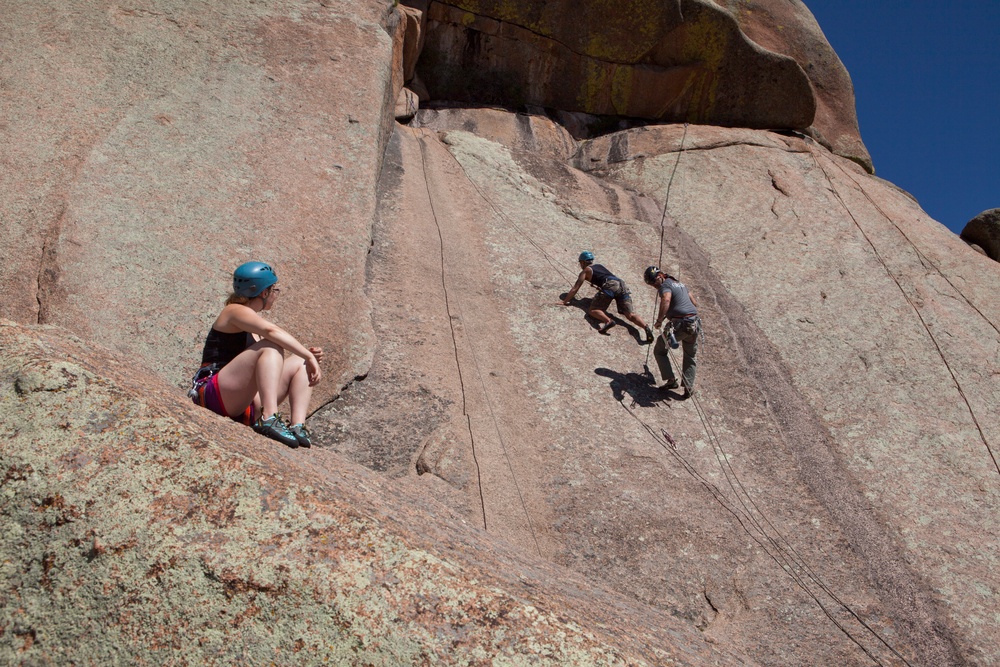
[404, 0, 871, 170]
[325, 108, 998, 666]
[717, 0, 871, 170]
[2, 1, 998, 666]
[0, 0, 399, 410]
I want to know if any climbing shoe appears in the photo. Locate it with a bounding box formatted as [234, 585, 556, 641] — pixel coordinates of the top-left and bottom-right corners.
[599, 321, 617, 335]
[289, 423, 312, 448]
[644, 326, 655, 344]
[660, 379, 680, 390]
[253, 413, 299, 448]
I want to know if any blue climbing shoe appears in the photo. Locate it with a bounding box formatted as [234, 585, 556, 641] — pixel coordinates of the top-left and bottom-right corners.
[253, 413, 299, 448]
[289, 423, 312, 448]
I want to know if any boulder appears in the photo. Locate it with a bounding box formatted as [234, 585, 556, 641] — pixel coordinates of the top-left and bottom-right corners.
[412, 0, 814, 129]
[395, 87, 421, 121]
[717, 0, 872, 171]
[961, 208, 1000, 261]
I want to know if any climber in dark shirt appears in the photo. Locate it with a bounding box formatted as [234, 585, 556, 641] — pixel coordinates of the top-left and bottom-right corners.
[560, 251, 654, 343]
[191, 261, 322, 448]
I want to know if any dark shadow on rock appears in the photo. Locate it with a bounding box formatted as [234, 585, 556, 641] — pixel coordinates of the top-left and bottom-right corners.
[559, 294, 591, 313]
[561, 295, 602, 332]
[561, 294, 646, 342]
[594, 366, 672, 407]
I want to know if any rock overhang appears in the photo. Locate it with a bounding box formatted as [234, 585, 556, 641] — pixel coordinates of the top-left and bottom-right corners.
[400, 0, 872, 170]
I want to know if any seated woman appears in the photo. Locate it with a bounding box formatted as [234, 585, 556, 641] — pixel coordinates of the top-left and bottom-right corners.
[191, 261, 323, 448]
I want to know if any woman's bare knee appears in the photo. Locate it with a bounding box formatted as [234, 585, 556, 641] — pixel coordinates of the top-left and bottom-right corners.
[257, 345, 284, 366]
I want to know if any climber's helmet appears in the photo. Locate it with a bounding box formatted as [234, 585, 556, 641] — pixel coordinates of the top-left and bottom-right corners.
[233, 261, 278, 298]
[644, 266, 661, 286]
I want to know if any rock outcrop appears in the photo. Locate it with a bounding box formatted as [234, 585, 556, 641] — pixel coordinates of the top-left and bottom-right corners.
[961, 208, 1000, 261]
[1, 1, 998, 666]
[404, 0, 871, 170]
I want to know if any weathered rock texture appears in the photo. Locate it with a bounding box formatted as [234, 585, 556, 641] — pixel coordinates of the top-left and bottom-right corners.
[2, 1, 999, 666]
[0, 319, 745, 665]
[0, 0, 400, 409]
[318, 108, 998, 666]
[717, 0, 871, 170]
[404, 0, 871, 170]
[961, 208, 1000, 261]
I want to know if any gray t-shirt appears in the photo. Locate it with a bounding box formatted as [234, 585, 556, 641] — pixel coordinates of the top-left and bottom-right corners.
[660, 278, 697, 319]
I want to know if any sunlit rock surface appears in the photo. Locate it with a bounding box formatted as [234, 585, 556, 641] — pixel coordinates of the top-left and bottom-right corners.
[1, 1, 997, 665]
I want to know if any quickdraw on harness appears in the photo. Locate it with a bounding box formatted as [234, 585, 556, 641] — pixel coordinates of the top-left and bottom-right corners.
[187, 363, 220, 400]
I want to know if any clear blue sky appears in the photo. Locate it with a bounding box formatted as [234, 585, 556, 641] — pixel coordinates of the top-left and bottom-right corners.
[806, 1, 999, 234]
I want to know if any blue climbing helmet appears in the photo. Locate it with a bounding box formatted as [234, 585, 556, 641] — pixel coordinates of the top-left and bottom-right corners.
[233, 261, 278, 298]
[578, 251, 595, 262]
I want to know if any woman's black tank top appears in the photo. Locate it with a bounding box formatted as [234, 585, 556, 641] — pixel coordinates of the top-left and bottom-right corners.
[200, 328, 251, 367]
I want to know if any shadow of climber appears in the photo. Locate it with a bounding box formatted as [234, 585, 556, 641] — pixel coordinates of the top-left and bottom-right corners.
[594, 367, 670, 408]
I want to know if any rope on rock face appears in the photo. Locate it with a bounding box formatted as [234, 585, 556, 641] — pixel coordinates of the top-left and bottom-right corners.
[831, 158, 1000, 340]
[646, 123, 690, 369]
[618, 398, 912, 667]
[636, 126, 912, 665]
[657, 122, 689, 268]
[417, 130, 543, 555]
[641, 319, 913, 665]
[416, 132, 489, 532]
[437, 132, 615, 311]
[811, 148, 1000, 478]
[431, 125, 911, 663]
[437, 137, 578, 282]
[665, 363, 913, 666]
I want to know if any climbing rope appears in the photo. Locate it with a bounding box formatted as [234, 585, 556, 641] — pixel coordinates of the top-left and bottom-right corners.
[619, 397, 912, 667]
[432, 123, 912, 664]
[834, 161, 1000, 340]
[657, 122, 690, 268]
[415, 129, 543, 555]
[634, 128, 913, 664]
[645, 123, 690, 369]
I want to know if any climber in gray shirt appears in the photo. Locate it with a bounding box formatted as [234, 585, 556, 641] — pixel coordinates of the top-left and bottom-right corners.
[644, 266, 700, 398]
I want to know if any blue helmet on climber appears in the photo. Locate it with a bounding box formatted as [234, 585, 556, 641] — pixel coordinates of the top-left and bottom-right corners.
[233, 261, 278, 298]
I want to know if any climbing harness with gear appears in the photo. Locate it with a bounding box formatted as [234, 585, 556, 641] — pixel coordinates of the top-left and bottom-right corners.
[187, 363, 219, 399]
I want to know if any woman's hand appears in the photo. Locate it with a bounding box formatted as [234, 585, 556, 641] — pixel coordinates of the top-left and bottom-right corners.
[306, 354, 322, 386]
[306, 347, 323, 386]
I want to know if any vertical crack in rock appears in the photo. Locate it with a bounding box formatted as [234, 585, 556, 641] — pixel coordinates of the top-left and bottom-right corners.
[35, 203, 67, 326]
